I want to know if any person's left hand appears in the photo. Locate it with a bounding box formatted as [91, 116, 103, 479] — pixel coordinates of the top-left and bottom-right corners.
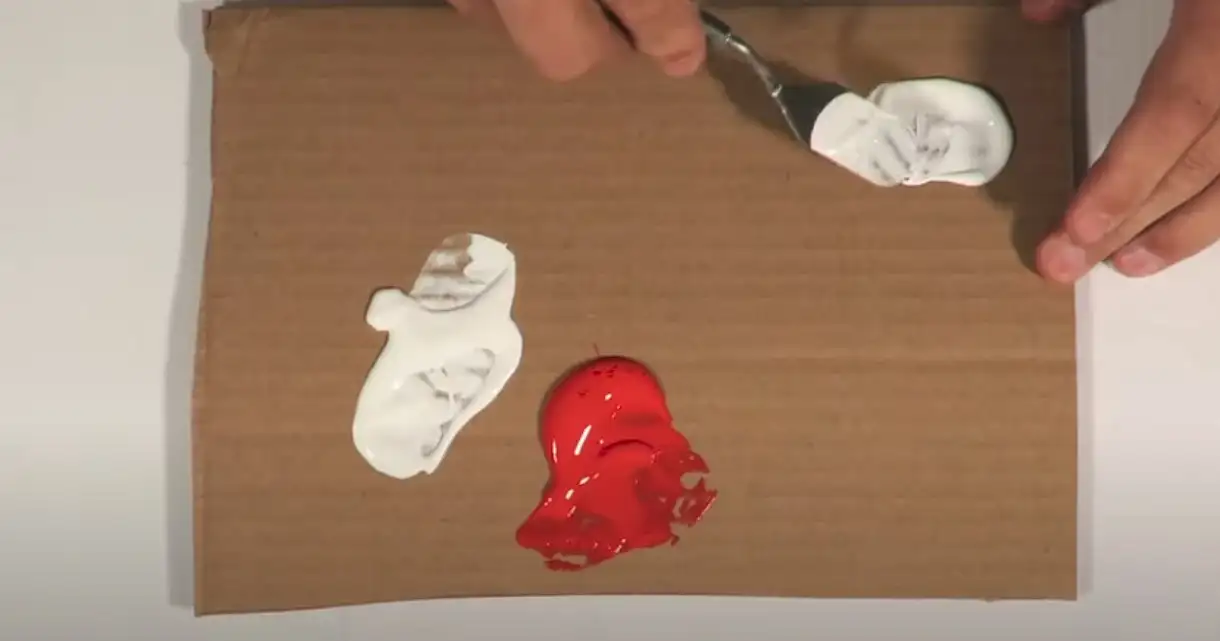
[1023, 0, 1220, 283]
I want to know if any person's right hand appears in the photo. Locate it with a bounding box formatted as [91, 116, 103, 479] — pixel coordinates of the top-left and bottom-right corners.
[447, 0, 706, 82]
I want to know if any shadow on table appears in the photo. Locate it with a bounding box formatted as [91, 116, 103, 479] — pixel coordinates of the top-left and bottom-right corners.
[161, 0, 220, 610]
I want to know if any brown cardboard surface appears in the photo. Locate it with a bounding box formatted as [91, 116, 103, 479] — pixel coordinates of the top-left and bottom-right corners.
[196, 3, 1078, 615]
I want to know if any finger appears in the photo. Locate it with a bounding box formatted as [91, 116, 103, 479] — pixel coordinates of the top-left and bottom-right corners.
[1021, 0, 1092, 22]
[600, 0, 705, 77]
[448, 0, 497, 22]
[1067, 27, 1220, 247]
[1044, 112, 1220, 281]
[1035, 19, 1220, 283]
[1119, 115, 1220, 233]
[1110, 178, 1220, 277]
[492, 0, 628, 82]
[1035, 230, 1092, 284]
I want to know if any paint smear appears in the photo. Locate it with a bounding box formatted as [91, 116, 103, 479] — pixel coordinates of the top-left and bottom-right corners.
[516, 356, 716, 571]
[352, 233, 523, 480]
[810, 78, 1015, 188]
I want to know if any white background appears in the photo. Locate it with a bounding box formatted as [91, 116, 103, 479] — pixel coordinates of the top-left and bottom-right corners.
[2, 0, 1216, 639]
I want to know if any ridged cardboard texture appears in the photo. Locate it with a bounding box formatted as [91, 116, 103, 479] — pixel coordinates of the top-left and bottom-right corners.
[195, 4, 1078, 614]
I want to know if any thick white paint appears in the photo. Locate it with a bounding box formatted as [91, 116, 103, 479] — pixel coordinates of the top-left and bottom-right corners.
[808, 78, 1015, 188]
[352, 233, 524, 480]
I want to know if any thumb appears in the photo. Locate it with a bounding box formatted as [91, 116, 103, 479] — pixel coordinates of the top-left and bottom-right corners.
[1021, 0, 1082, 22]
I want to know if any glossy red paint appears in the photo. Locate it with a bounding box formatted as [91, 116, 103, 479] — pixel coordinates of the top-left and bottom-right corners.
[515, 356, 716, 571]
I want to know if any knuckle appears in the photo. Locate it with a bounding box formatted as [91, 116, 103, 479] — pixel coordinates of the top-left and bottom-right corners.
[1144, 128, 1220, 213]
[1138, 228, 1187, 264]
[1076, 159, 1141, 215]
[1175, 140, 1220, 181]
[1143, 202, 1220, 262]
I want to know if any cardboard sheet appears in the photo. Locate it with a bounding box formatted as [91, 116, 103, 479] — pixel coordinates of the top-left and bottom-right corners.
[196, 3, 1079, 614]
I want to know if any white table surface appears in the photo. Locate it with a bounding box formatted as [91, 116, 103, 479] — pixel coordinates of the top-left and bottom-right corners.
[3, 1, 1216, 639]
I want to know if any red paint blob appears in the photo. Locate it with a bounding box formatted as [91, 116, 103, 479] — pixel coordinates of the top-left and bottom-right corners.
[515, 356, 717, 571]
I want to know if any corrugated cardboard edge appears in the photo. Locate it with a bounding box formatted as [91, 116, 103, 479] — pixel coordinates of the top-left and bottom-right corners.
[193, 7, 258, 616]
[192, 7, 281, 614]
[190, 2, 1089, 614]
[1067, 11, 1090, 599]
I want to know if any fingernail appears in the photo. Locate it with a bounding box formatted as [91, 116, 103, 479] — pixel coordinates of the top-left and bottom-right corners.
[660, 50, 703, 77]
[1040, 235, 1088, 283]
[1069, 210, 1115, 245]
[1112, 244, 1166, 277]
[1022, 0, 1062, 19]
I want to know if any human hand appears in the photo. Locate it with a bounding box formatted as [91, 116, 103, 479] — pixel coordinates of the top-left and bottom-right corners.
[1024, 0, 1220, 282]
[447, 0, 706, 82]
